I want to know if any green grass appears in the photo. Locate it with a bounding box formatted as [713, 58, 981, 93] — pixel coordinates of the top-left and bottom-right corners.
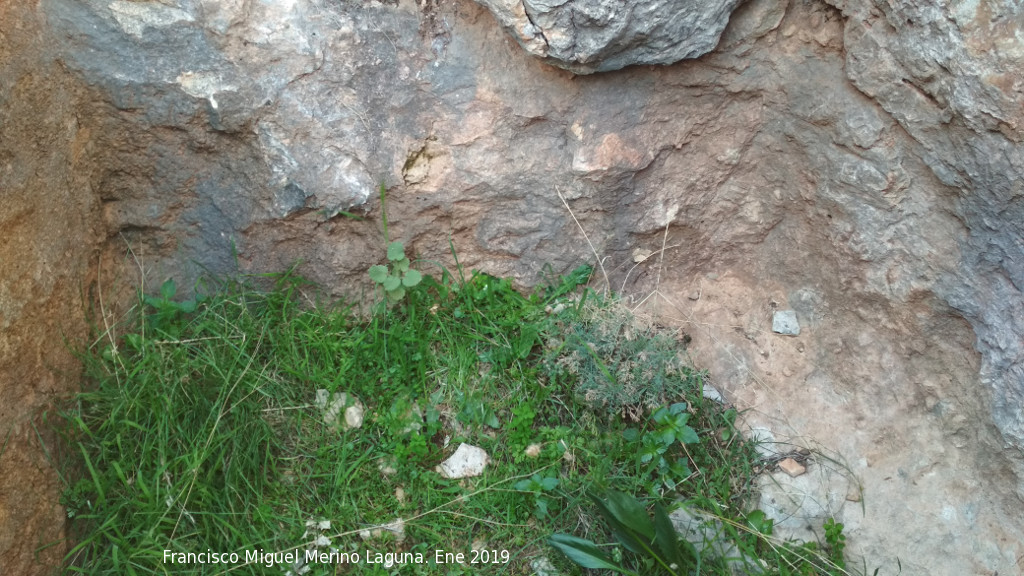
[56, 258, 854, 576]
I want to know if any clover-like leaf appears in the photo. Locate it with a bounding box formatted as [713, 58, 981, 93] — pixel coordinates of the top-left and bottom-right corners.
[394, 257, 410, 273]
[387, 286, 406, 301]
[387, 241, 405, 262]
[368, 265, 389, 283]
[383, 275, 402, 291]
[402, 269, 423, 287]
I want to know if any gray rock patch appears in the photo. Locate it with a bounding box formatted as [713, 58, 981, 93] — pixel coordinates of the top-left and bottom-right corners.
[772, 310, 801, 336]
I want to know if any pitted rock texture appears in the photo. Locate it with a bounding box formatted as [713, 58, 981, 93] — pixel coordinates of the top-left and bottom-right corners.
[472, 0, 745, 73]
[1, 0, 1022, 573]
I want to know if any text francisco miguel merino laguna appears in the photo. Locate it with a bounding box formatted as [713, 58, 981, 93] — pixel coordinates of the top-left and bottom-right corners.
[163, 547, 511, 567]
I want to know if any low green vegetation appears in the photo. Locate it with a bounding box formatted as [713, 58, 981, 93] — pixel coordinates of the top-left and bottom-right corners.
[57, 247, 854, 575]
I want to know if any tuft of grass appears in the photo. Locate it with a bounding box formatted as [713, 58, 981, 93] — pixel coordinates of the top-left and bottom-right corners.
[56, 260, 856, 575]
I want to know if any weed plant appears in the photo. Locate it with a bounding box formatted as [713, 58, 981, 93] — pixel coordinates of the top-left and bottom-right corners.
[57, 259, 854, 575]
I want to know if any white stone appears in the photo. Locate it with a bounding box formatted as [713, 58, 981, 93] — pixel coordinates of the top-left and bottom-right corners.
[315, 389, 364, 430]
[344, 404, 364, 429]
[435, 443, 489, 479]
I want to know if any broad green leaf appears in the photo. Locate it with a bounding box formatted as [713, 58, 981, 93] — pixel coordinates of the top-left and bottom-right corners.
[383, 275, 402, 291]
[747, 510, 772, 535]
[541, 476, 559, 491]
[548, 534, 624, 572]
[678, 425, 699, 445]
[368, 265, 389, 283]
[387, 241, 405, 261]
[653, 503, 686, 571]
[395, 257, 410, 273]
[592, 492, 655, 555]
[602, 491, 655, 538]
[403, 269, 423, 287]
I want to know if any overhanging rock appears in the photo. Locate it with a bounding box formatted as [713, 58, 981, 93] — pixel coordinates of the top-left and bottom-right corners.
[473, 0, 745, 73]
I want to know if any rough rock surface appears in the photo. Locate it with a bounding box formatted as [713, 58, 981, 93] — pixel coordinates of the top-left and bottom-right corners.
[826, 0, 1024, 455]
[0, 0, 102, 573]
[472, 0, 745, 73]
[1, 0, 1022, 573]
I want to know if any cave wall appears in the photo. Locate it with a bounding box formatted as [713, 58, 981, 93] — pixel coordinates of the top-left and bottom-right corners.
[1, 0, 1022, 572]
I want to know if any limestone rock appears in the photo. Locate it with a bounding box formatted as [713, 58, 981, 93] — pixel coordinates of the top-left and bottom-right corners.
[669, 506, 763, 574]
[473, 0, 745, 73]
[756, 461, 851, 544]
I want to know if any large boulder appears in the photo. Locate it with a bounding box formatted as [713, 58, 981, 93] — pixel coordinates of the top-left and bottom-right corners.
[472, 0, 746, 73]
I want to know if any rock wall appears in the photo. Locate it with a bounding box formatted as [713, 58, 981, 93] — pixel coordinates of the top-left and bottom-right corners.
[0, 0, 102, 573]
[827, 0, 1024, 455]
[2, 0, 1022, 572]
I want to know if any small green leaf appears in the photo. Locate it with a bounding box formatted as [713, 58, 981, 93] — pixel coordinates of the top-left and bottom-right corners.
[652, 406, 669, 425]
[660, 429, 676, 445]
[124, 333, 143, 352]
[160, 278, 176, 300]
[383, 275, 402, 292]
[394, 258, 410, 273]
[669, 460, 691, 479]
[514, 479, 536, 491]
[403, 269, 423, 287]
[541, 476, 559, 491]
[387, 241, 405, 261]
[484, 409, 500, 429]
[548, 534, 624, 572]
[369, 265, 389, 283]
